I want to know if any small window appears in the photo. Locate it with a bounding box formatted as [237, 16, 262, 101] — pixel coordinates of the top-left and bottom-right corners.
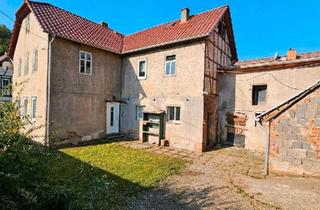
[252, 85, 267, 105]
[25, 15, 30, 34]
[138, 59, 147, 79]
[165, 55, 176, 76]
[31, 96, 37, 121]
[167, 106, 181, 122]
[218, 21, 226, 39]
[79, 51, 92, 75]
[23, 97, 28, 117]
[2, 78, 10, 96]
[18, 58, 22, 77]
[24, 52, 29, 75]
[32, 49, 38, 72]
[136, 105, 145, 120]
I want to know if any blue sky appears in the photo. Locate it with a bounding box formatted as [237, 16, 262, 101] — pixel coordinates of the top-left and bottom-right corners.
[1, 0, 320, 60]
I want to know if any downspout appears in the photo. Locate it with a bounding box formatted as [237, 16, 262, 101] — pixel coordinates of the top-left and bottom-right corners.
[257, 119, 270, 176]
[45, 35, 55, 147]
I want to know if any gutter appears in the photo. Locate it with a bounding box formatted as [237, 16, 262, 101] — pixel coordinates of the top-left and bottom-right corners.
[45, 35, 55, 147]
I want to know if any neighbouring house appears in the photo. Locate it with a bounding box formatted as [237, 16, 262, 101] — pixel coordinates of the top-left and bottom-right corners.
[219, 50, 320, 151]
[0, 52, 13, 102]
[8, 0, 237, 151]
[256, 81, 320, 177]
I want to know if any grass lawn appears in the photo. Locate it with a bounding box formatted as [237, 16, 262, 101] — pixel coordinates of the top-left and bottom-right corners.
[49, 143, 186, 209]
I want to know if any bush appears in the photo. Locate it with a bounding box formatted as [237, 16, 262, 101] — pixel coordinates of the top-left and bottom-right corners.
[0, 101, 72, 210]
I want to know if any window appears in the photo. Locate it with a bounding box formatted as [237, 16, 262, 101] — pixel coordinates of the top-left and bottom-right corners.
[252, 85, 267, 105]
[2, 78, 10, 96]
[23, 97, 28, 117]
[165, 55, 176, 76]
[79, 51, 92, 75]
[136, 105, 145, 120]
[32, 49, 38, 72]
[24, 52, 29, 75]
[138, 59, 147, 79]
[25, 15, 30, 34]
[167, 106, 181, 122]
[218, 21, 226, 39]
[18, 58, 22, 76]
[31, 96, 37, 120]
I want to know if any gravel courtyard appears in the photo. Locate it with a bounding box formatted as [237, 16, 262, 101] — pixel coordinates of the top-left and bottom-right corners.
[119, 141, 320, 210]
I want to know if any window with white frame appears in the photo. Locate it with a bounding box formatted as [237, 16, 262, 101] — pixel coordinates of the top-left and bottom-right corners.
[24, 52, 29, 75]
[167, 106, 180, 122]
[32, 49, 38, 72]
[31, 96, 37, 120]
[165, 55, 176, 76]
[138, 59, 147, 79]
[79, 51, 92, 75]
[23, 97, 28, 117]
[136, 105, 145, 120]
[1, 78, 10, 96]
[18, 58, 22, 76]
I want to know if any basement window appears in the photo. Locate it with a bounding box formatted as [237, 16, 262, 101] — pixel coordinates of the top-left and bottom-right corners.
[79, 51, 92, 75]
[167, 106, 181, 122]
[165, 55, 176, 76]
[252, 85, 267, 105]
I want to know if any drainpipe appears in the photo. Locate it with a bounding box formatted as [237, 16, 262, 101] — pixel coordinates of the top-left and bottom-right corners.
[257, 120, 270, 176]
[45, 35, 55, 147]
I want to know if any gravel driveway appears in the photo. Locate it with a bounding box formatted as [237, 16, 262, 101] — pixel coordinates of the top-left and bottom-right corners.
[127, 146, 320, 210]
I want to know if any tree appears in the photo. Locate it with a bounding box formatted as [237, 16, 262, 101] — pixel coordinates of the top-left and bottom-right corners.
[0, 24, 11, 55]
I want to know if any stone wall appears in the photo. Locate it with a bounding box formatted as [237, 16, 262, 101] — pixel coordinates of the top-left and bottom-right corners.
[269, 89, 320, 176]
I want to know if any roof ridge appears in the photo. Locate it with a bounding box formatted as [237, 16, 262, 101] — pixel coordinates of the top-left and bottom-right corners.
[124, 5, 229, 38]
[28, 0, 124, 37]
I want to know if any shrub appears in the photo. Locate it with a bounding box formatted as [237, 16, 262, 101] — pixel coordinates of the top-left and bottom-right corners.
[0, 101, 72, 210]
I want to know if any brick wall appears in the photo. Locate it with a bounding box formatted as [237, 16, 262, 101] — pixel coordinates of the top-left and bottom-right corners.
[269, 89, 320, 176]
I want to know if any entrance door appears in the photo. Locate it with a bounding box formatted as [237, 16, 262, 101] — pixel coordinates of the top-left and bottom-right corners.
[106, 102, 120, 134]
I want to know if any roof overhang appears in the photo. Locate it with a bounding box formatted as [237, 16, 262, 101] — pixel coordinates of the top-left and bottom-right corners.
[218, 57, 320, 74]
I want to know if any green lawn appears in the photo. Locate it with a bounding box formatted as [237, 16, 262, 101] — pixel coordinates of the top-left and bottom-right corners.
[49, 143, 186, 209]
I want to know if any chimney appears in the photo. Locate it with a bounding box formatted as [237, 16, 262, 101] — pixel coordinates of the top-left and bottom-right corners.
[287, 49, 297, 60]
[100, 21, 108, 28]
[181, 8, 190, 23]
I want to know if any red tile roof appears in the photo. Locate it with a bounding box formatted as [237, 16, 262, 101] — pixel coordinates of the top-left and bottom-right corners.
[122, 6, 228, 53]
[28, 1, 124, 53]
[236, 51, 320, 68]
[9, 1, 231, 57]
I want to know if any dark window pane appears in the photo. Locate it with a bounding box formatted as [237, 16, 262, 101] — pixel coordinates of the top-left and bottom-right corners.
[168, 107, 174, 120]
[166, 55, 176, 61]
[80, 52, 85, 59]
[86, 61, 91, 74]
[80, 60, 85, 73]
[110, 107, 114, 126]
[175, 107, 180, 121]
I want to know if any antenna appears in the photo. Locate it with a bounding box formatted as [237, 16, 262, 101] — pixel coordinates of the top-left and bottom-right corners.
[274, 51, 279, 60]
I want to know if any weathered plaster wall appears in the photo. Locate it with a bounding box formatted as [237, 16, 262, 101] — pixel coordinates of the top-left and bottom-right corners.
[12, 13, 49, 143]
[121, 42, 205, 152]
[49, 38, 122, 145]
[269, 89, 320, 177]
[233, 66, 320, 151]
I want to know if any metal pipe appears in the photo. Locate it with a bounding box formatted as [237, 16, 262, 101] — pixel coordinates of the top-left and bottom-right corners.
[45, 35, 55, 147]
